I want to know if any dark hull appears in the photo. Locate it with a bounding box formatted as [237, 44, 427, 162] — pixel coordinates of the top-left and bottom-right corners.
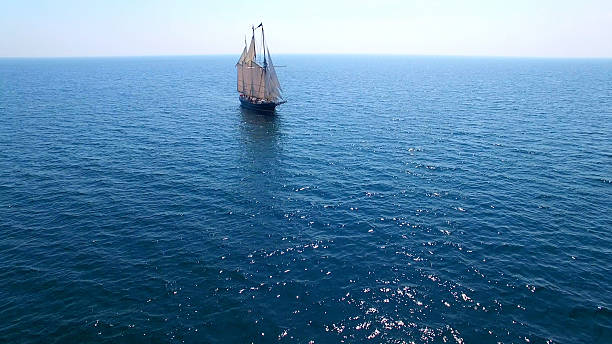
[239, 97, 278, 113]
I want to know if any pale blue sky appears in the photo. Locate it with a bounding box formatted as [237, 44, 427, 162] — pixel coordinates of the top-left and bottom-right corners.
[1, 0, 611, 57]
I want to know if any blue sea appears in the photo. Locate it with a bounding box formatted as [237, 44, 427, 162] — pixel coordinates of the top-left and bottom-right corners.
[0, 56, 611, 343]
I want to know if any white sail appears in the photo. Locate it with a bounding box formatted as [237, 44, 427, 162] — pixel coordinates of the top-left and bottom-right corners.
[237, 45, 247, 65]
[236, 46, 246, 92]
[245, 37, 256, 64]
[237, 65, 243, 92]
[241, 62, 266, 99]
[254, 63, 266, 99]
[264, 47, 282, 101]
[237, 36, 261, 97]
[239, 65, 249, 93]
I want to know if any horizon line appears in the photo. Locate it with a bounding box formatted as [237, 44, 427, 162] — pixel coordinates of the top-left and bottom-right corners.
[1, 53, 611, 60]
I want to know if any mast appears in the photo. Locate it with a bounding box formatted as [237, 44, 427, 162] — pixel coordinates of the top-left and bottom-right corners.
[262, 24, 267, 68]
[252, 25, 256, 60]
[258, 23, 266, 99]
[250, 25, 255, 98]
[249, 23, 265, 100]
[241, 37, 246, 94]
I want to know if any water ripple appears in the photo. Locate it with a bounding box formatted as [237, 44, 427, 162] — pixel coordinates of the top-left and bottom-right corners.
[0, 56, 611, 343]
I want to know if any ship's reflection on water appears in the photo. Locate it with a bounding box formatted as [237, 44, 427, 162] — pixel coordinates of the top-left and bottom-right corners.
[238, 107, 281, 154]
[237, 107, 285, 199]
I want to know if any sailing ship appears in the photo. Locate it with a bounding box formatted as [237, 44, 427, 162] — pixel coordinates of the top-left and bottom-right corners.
[236, 23, 285, 112]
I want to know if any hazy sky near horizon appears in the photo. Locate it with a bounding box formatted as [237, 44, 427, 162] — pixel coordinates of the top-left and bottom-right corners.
[1, 0, 611, 58]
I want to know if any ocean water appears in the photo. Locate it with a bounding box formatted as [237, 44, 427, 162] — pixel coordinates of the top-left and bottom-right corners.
[0, 55, 611, 343]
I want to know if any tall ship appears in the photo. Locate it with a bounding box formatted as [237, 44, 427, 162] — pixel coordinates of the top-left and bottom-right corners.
[236, 23, 285, 112]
